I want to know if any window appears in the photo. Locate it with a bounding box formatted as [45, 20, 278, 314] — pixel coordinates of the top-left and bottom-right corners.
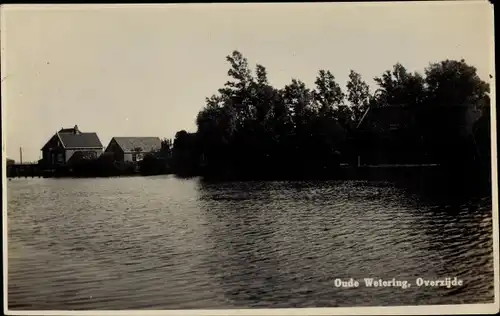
[389, 124, 399, 130]
[132, 148, 143, 162]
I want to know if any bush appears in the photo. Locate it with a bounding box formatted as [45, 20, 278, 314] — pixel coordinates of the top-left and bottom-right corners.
[139, 153, 171, 176]
[69, 153, 138, 177]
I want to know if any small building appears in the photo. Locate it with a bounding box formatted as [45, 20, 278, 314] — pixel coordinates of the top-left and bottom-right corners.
[354, 103, 483, 166]
[354, 105, 419, 165]
[40, 125, 104, 169]
[105, 137, 162, 162]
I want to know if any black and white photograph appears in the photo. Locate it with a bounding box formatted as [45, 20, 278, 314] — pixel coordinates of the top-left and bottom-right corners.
[2, 2, 498, 315]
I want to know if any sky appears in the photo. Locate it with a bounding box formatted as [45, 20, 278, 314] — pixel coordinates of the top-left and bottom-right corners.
[1, 1, 494, 163]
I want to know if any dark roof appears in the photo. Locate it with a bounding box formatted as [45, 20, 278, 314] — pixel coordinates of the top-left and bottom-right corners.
[357, 104, 476, 133]
[110, 137, 162, 153]
[42, 126, 103, 150]
[58, 132, 103, 149]
[357, 105, 415, 130]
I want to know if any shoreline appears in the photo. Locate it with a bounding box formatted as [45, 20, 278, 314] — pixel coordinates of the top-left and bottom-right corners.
[9, 164, 490, 189]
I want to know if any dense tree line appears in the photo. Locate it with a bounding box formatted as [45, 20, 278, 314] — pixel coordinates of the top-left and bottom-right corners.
[169, 51, 491, 181]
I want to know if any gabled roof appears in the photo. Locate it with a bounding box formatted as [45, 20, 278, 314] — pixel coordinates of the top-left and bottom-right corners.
[356, 103, 475, 132]
[356, 105, 414, 131]
[58, 132, 103, 149]
[356, 107, 371, 129]
[110, 137, 162, 153]
[41, 126, 103, 150]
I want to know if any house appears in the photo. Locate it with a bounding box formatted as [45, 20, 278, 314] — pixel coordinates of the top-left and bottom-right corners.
[354, 105, 419, 165]
[105, 137, 162, 162]
[40, 125, 104, 169]
[354, 103, 483, 166]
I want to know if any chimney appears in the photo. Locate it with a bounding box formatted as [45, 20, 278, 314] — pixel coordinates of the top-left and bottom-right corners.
[74, 125, 80, 135]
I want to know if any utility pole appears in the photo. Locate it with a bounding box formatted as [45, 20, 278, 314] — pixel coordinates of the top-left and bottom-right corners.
[20, 147, 23, 164]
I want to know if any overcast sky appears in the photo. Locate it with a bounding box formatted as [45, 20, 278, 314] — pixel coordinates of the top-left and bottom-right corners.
[1, 1, 494, 162]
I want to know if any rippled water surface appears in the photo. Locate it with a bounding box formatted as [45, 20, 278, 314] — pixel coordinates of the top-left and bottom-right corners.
[7, 176, 494, 309]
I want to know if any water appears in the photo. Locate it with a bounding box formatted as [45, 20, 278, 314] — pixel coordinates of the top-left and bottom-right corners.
[7, 176, 494, 310]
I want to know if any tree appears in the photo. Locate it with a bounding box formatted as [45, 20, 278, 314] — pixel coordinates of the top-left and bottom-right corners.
[173, 51, 490, 181]
[225, 51, 253, 91]
[346, 70, 371, 123]
[219, 51, 255, 127]
[249, 64, 277, 127]
[160, 138, 173, 158]
[424, 59, 489, 107]
[282, 79, 313, 130]
[308, 70, 346, 169]
[419, 60, 490, 167]
[313, 69, 345, 114]
[255, 64, 269, 86]
[374, 63, 425, 107]
[171, 130, 200, 175]
[473, 93, 491, 172]
[333, 104, 354, 131]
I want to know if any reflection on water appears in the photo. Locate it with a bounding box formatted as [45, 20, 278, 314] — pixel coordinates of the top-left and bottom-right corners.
[7, 176, 494, 310]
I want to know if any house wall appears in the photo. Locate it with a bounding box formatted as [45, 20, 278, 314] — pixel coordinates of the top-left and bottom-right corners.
[64, 148, 103, 162]
[105, 139, 125, 161]
[41, 134, 65, 168]
[123, 152, 145, 162]
[124, 153, 134, 162]
[355, 105, 484, 166]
